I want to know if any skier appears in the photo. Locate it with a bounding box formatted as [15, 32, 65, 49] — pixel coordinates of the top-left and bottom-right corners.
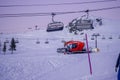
[115, 53, 120, 80]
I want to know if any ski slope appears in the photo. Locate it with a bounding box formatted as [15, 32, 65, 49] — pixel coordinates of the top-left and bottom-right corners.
[0, 19, 120, 80]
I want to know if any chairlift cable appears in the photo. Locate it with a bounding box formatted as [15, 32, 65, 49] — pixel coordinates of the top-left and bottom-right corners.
[0, 0, 116, 7]
[56, 6, 120, 15]
[0, 6, 120, 18]
[0, 13, 50, 18]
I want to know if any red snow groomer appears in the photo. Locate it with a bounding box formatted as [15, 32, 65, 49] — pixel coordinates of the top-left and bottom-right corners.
[57, 40, 88, 54]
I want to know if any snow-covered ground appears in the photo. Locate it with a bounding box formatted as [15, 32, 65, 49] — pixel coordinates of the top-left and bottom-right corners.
[0, 19, 120, 80]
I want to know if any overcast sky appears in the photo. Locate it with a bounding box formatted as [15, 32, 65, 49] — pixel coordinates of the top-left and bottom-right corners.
[0, 0, 120, 33]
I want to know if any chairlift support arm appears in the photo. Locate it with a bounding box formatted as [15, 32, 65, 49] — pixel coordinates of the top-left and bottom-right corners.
[51, 13, 56, 22]
[85, 10, 89, 19]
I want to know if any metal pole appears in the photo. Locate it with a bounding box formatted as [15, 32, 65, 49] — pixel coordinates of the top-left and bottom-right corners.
[92, 33, 100, 49]
[85, 34, 92, 75]
[0, 40, 2, 53]
[95, 36, 97, 48]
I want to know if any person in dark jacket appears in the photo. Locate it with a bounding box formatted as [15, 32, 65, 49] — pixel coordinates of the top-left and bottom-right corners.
[115, 53, 120, 80]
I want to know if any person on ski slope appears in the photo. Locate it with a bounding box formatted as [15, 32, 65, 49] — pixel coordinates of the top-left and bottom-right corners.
[115, 53, 120, 80]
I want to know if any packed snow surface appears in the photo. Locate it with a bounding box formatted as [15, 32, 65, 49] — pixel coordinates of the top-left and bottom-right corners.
[0, 19, 120, 80]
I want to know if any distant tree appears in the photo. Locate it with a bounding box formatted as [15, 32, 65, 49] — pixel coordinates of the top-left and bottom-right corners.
[3, 42, 6, 55]
[10, 38, 16, 54]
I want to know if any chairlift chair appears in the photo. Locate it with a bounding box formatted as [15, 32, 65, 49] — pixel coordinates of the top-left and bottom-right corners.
[36, 39, 40, 44]
[45, 39, 49, 44]
[47, 22, 64, 32]
[5, 38, 9, 43]
[75, 19, 94, 31]
[91, 37, 94, 40]
[67, 10, 94, 33]
[67, 18, 94, 33]
[102, 35, 105, 40]
[15, 38, 19, 43]
[109, 36, 112, 39]
[45, 41, 49, 44]
[46, 13, 64, 32]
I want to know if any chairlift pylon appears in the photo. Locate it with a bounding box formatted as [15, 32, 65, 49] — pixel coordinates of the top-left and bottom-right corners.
[46, 13, 64, 32]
